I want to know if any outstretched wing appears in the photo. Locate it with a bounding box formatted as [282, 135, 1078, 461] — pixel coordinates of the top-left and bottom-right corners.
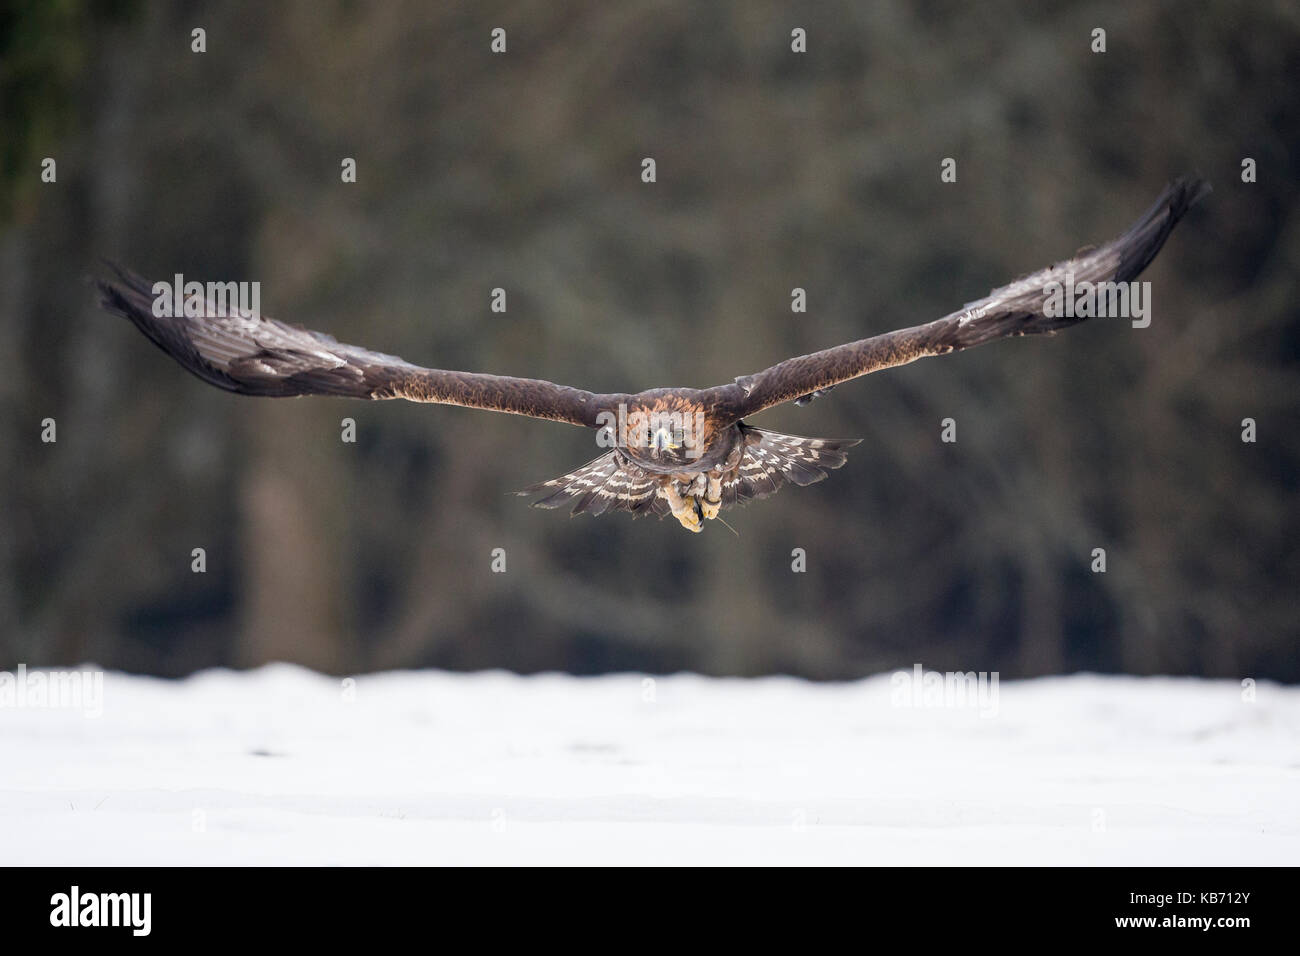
[96, 264, 624, 428]
[716, 177, 1209, 420]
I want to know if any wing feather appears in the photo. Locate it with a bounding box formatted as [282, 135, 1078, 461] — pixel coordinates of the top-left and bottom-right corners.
[717, 177, 1209, 420]
[96, 264, 624, 428]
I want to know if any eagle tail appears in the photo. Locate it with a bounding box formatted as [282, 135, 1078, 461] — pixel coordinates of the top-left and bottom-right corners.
[723, 427, 861, 505]
[516, 452, 666, 517]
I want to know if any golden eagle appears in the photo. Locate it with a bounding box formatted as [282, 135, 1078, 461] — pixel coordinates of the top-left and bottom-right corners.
[98, 178, 1207, 533]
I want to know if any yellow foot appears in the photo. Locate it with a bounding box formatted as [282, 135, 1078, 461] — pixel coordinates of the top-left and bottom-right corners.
[700, 476, 723, 521]
[665, 484, 704, 533]
[674, 503, 703, 533]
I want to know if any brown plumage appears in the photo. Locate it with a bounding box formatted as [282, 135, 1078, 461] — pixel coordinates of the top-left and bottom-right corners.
[97, 177, 1207, 532]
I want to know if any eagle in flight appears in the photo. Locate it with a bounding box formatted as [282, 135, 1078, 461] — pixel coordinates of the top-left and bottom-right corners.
[98, 178, 1207, 533]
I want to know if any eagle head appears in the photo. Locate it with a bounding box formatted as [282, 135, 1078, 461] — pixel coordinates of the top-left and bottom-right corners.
[622, 395, 710, 464]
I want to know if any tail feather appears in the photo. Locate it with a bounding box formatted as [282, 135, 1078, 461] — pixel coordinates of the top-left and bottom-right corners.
[723, 426, 860, 504]
[518, 428, 861, 518]
[517, 451, 666, 517]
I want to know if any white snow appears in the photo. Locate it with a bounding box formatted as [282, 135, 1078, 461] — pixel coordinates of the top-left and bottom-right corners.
[1, 665, 1297, 865]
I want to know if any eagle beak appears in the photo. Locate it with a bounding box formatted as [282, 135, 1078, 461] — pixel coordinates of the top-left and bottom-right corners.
[651, 428, 680, 456]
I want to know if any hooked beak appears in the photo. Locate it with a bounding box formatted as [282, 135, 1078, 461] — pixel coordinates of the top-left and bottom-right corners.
[651, 428, 679, 456]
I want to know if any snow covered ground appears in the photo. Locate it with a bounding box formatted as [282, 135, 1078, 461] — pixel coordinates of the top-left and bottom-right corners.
[1, 665, 1297, 865]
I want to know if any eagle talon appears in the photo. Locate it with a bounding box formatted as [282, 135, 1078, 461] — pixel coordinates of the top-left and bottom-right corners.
[701, 496, 721, 521]
[674, 505, 703, 533]
[664, 484, 704, 533]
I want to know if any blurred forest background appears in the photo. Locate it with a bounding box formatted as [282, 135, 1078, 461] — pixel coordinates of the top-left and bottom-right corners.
[1, 1, 1297, 681]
